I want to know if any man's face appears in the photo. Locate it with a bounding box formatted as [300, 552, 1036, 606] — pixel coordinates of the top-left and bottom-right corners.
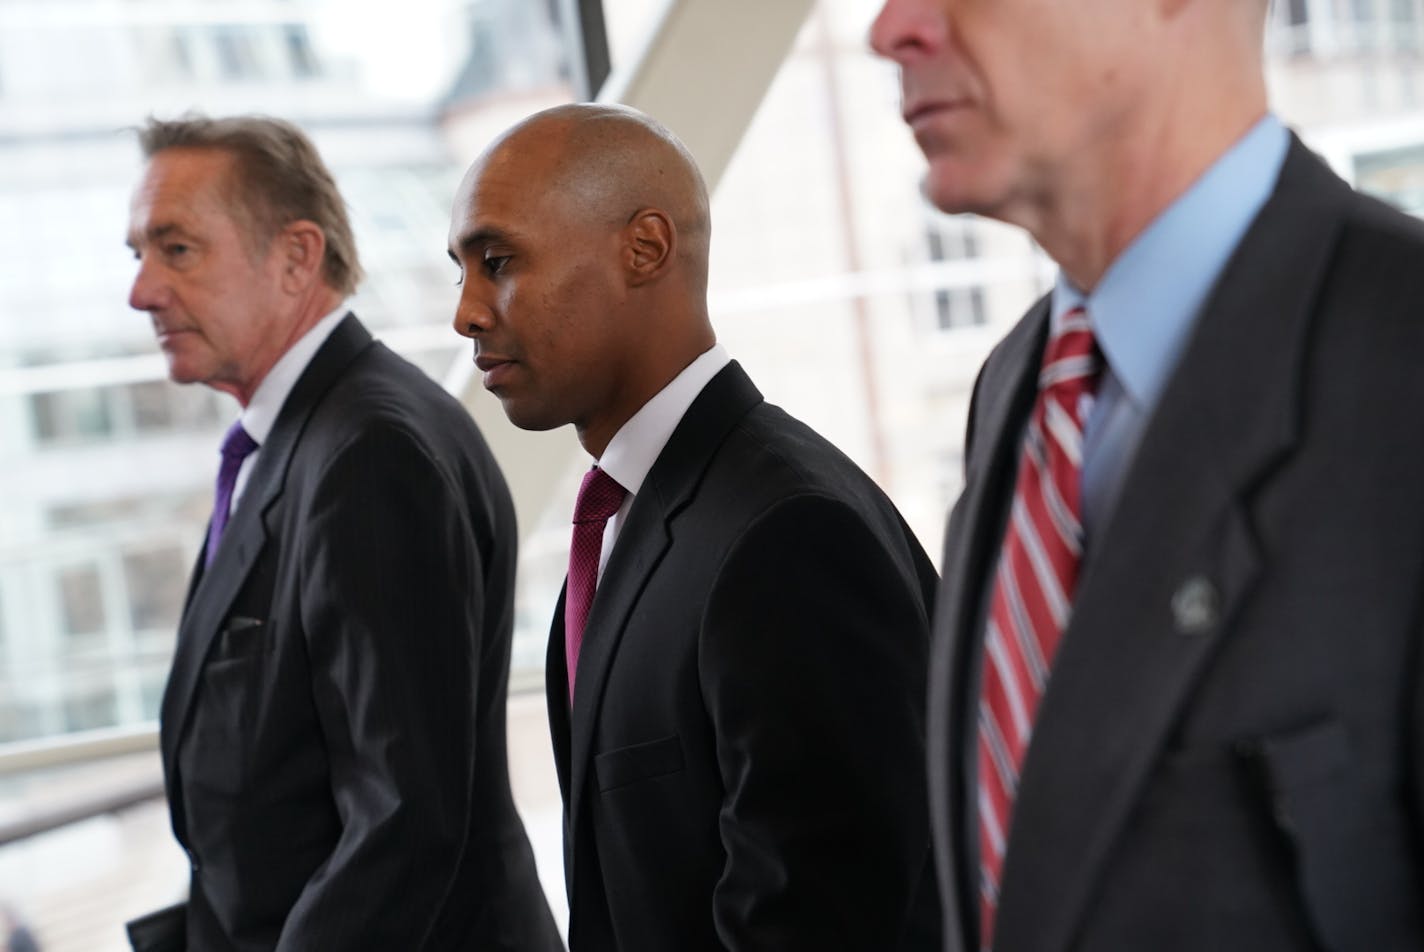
[447, 150, 631, 438]
[870, 0, 1149, 219]
[127, 148, 288, 403]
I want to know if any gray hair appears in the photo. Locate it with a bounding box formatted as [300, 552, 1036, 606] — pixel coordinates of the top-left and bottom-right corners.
[138, 113, 364, 294]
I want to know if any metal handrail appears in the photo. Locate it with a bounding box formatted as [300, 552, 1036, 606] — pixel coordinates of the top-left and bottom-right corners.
[0, 723, 165, 847]
[0, 772, 166, 848]
[0, 722, 159, 777]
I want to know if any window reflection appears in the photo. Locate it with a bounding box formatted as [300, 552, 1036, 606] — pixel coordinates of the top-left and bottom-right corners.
[0, 0, 580, 747]
[56, 564, 105, 639]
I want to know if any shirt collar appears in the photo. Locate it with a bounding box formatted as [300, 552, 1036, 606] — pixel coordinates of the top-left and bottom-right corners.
[240, 303, 350, 444]
[596, 343, 732, 497]
[1053, 114, 1289, 410]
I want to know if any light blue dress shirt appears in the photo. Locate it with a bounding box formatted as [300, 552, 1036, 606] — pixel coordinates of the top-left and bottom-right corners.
[1052, 114, 1291, 541]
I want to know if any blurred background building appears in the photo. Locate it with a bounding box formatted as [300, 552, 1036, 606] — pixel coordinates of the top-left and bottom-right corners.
[1, 0, 1422, 946]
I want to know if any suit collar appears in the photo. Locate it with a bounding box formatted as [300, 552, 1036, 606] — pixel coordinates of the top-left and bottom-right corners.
[239, 302, 350, 446]
[1072, 114, 1289, 410]
[938, 297, 1049, 680]
[551, 362, 763, 833]
[990, 136, 1352, 951]
[160, 314, 373, 798]
[597, 343, 732, 499]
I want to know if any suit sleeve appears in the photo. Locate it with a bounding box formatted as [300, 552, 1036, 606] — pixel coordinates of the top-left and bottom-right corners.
[275, 422, 484, 950]
[700, 493, 934, 951]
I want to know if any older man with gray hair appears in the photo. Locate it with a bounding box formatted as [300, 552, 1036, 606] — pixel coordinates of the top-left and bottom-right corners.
[873, 0, 1424, 949]
[125, 114, 560, 952]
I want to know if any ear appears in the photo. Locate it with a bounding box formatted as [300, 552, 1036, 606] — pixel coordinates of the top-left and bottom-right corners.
[623, 208, 674, 287]
[276, 220, 327, 294]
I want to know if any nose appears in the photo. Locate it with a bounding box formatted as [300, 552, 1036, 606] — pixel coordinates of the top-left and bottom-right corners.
[451, 283, 494, 340]
[869, 0, 939, 61]
[128, 253, 167, 312]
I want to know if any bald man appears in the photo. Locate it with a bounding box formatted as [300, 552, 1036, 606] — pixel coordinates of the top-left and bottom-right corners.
[449, 104, 942, 951]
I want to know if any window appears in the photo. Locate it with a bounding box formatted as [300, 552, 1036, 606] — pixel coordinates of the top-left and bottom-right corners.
[1390, 0, 1422, 52]
[1356, 143, 1424, 214]
[1279, 0, 1312, 56]
[284, 24, 318, 78]
[122, 545, 189, 634]
[0, 0, 589, 752]
[169, 29, 194, 80]
[213, 26, 260, 81]
[31, 389, 114, 445]
[126, 379, 223, 434]
[57, 563, 106, 638]
[926, 220, 987, 331]
[62, 683, 119, 733]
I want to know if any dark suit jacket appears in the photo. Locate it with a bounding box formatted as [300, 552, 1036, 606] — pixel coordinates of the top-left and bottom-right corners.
[546, 362, 941, 951]
[930, 136, 1424, 952]
[157, 315, 562, 951]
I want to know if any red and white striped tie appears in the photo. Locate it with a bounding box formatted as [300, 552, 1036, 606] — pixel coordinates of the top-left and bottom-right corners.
[977, 306, 1101, 949]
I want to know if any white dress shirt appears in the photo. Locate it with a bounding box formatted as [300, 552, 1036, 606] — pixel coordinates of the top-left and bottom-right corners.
[590, 343, 732, 580]
[227, 303, 350, 513]
[1061, 115, 1289, 540]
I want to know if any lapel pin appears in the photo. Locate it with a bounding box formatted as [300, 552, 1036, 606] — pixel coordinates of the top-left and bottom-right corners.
[1171, 575, 1219, 635]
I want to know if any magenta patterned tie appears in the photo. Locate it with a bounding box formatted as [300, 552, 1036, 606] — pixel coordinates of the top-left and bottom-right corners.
[977, 306, 1101, 948]
[205, 421, 259, 567]
[564, 467, 627, 702]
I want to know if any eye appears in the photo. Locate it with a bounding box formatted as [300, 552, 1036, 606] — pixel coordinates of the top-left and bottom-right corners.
[482, 254, 511, 277]
[164, 242, 191, 259]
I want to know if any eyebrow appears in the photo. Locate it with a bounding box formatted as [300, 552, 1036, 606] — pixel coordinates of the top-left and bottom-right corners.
[125, 222, 182, 251]
[448, 225, 515, 262]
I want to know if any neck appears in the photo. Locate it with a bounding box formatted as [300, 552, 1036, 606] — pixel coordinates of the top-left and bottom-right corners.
[1014, 44, 1268, 290]
[577, 310, 715, 459]
[230, 286, 344, 406]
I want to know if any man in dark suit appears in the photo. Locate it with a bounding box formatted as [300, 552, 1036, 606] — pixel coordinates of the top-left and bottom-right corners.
[448, 103, 941, 951]
[124, 115, 561, 951]
[872, 1, 1424, 950]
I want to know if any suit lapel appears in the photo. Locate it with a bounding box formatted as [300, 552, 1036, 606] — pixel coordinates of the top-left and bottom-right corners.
[547, 585, 572, 801]
[159, 315, 373, 790]
[993, 139, 1352, 952]
[931, 299, 1047, 950]
[563, 362, 763, 834]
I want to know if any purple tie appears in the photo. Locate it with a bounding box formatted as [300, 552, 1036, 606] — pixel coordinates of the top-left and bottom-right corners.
[564, 467, 627, 702]
[206, 421, 259, 567]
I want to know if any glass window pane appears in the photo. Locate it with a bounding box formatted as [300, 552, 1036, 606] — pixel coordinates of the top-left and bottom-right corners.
[30, 389, 114, 445]
[0, 0, 588, 749]
[57, 563, 105, 637]
[122, 545, 188, 633]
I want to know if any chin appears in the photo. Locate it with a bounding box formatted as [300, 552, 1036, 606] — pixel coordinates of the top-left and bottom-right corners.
[921, 167, 984, 217]
[919, 148, 1017, 221]
[163, 358, 201, 387]
[159, 339, 212, 387]
[499, 399, 568, 434]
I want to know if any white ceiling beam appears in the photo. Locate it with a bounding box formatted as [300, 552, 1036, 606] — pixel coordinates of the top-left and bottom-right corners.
[600, 0, 816, 188]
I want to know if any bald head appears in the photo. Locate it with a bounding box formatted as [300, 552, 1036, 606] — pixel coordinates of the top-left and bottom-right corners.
[448, 104, 718, 457]
[468, 103, 711, 295]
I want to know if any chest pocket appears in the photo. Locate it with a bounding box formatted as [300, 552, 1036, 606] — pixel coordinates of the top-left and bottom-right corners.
[596, 734, 685, 793]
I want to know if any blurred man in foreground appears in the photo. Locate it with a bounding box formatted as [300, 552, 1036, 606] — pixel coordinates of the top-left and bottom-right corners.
[873, 0, 1424, 949]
